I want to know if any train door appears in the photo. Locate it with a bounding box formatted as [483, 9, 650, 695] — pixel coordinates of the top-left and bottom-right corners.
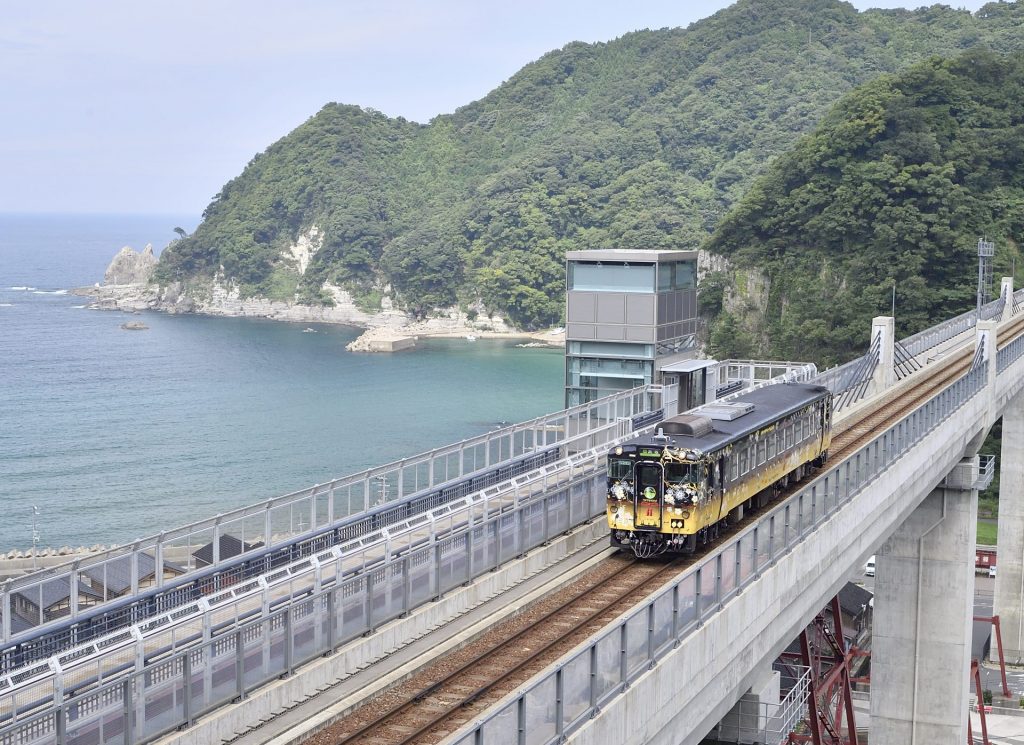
[634, 462, 663, 530]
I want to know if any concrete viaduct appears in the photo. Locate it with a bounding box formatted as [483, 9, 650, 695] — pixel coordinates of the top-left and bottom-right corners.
[527, 280, 1024, 745]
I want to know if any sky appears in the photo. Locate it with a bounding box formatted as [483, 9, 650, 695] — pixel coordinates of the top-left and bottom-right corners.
[0, 1, 998, 216]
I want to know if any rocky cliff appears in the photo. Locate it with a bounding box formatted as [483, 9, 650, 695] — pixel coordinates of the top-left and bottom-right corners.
[104, 245, 158, 285]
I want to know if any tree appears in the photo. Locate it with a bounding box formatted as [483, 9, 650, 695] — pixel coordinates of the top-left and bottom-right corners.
[173, 227, 188, 240]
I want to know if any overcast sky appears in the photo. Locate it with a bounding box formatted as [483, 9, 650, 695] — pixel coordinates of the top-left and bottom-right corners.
[0, 1, 995, 216]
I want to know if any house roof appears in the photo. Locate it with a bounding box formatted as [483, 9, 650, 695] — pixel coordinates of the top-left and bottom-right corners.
[13, 576, 104, 613]
[7, 610, 35, 636]
[192, 534, 258, 566]
[77, 552, 184, 595]
[838, 582, 873, 615]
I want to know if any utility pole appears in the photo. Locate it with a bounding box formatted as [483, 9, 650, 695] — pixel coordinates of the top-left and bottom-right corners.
[31, 506, 40, 570]
[978, 237, 995, 314]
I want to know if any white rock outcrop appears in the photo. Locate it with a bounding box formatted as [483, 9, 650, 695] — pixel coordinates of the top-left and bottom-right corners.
[287, 226, 322, 275]
[104, 245, 158, 286]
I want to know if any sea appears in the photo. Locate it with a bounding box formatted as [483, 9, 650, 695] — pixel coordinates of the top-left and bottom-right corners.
[0, 214, 564, 551]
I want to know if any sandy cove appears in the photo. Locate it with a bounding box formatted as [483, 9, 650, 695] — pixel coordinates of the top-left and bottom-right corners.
[344, 324, 565, 352]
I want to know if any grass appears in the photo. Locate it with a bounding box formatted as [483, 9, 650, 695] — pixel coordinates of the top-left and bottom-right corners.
[977, 520, 998, 546]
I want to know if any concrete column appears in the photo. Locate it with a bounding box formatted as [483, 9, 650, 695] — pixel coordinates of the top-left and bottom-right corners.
[870, 457, 978, 745]
[995, 392, 1024, 661]
[870, 316, 895, 396]
[1001, 277, 1014, 321]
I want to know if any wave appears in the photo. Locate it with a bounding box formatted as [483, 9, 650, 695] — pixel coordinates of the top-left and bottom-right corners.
[0, 303, 13, 307]
[32, 289, 68, 295]
[70, 304, 87, 309]
[9, 286, 36, 291]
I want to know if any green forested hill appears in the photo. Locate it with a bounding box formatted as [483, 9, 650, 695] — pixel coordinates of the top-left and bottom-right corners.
[155, 0, 1024, 330]
[704, 48, 1024, 365]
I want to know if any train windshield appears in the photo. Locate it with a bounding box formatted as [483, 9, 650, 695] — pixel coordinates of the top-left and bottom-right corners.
[665, 462, 703, 484]
[609, 458, 634, 480]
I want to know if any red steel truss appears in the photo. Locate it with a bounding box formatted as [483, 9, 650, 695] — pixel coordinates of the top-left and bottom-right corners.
[968, 659, 991, 745]
[972, 614, 1010, 698]
[780, 595, 863, 745]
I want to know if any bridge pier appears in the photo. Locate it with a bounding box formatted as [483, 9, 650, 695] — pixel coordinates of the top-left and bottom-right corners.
[995, 390, 1024, 662]
[870, 457, 978, 745]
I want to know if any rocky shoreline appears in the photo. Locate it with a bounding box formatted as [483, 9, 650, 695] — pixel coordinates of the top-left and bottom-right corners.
[75, 245, 565, 351]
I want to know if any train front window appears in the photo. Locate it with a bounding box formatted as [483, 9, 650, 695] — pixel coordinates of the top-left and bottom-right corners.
[609, 458, 633, 480]
[665, 462, 702, 484]
[636, 463, 662, 496]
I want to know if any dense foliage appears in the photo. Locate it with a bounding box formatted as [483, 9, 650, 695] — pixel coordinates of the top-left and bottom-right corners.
[704, 49, 1024, 365]
[155, 0, 1024, 329]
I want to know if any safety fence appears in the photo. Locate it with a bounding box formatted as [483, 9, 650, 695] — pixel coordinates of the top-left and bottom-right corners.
[900, 295, 1004, 360]
[815, 290, 1016, 406]
[0, 449, 616, 744]
[704, 667, 811, 745]
[1, 387, 654, 644]
[447, 352, 990, 745]
[998, 318, 1024, 373]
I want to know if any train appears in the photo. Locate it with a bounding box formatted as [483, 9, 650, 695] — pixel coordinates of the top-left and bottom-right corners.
[607, 382, 832, 557]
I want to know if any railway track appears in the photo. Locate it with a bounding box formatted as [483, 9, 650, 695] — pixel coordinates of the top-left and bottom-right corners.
[301, 332, 1005, 745]
[306, 554, 692, 745]
[831, 346, 972, 457]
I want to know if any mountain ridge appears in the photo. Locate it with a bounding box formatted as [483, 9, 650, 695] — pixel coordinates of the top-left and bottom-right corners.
[153, 0, 1024, 333]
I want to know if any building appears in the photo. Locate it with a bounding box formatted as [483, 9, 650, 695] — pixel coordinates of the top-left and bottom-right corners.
[192, 534, 261, 569]
[11, 577, 104, 626]
[564, 249, 700, 407]
[79, 553, 185, 600]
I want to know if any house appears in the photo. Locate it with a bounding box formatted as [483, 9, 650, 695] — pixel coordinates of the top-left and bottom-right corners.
[192, 534, 260, 569]
[78, 552, 185, 600]
[11, 576, 104, 624]
[837, 582, 873, 645]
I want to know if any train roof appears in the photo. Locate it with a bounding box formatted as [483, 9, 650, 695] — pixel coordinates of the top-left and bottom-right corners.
[622, 382, 830, 455]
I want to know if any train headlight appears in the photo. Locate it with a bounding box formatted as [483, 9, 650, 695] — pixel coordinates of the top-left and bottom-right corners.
[681, 510, 690, 519]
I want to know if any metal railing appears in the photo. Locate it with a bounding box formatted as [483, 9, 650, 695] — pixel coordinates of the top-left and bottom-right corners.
[816, 291, 1015, 402]
[0, 431, 635, 727]
[706, 667, 811, 745]
[716, 361, 818, 389]
[899, 292, 1007, 360]
[998, 321, 1024, 373]
[0, 444, 620, 745]
[1, 388, 655, 643]
[976, 455, 997, 492]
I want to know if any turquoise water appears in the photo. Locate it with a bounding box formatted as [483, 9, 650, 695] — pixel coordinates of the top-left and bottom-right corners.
[0, 214, 564, 550]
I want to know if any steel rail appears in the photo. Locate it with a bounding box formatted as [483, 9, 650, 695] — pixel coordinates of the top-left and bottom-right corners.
[333, 555, 691, 745]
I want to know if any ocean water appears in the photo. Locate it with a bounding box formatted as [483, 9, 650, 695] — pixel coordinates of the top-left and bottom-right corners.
[0, 214, 564, 550]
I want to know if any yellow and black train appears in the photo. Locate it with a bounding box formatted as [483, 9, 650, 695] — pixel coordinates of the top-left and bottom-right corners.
[607, 382, 832, 556]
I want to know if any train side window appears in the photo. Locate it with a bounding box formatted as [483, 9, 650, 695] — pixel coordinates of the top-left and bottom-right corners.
[739, 447, 748, 474]
[757, 440, 766, 465]
[767, 433, 776, 459]
[785, 423, 793, 449]
[609, 458, 633, 480]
